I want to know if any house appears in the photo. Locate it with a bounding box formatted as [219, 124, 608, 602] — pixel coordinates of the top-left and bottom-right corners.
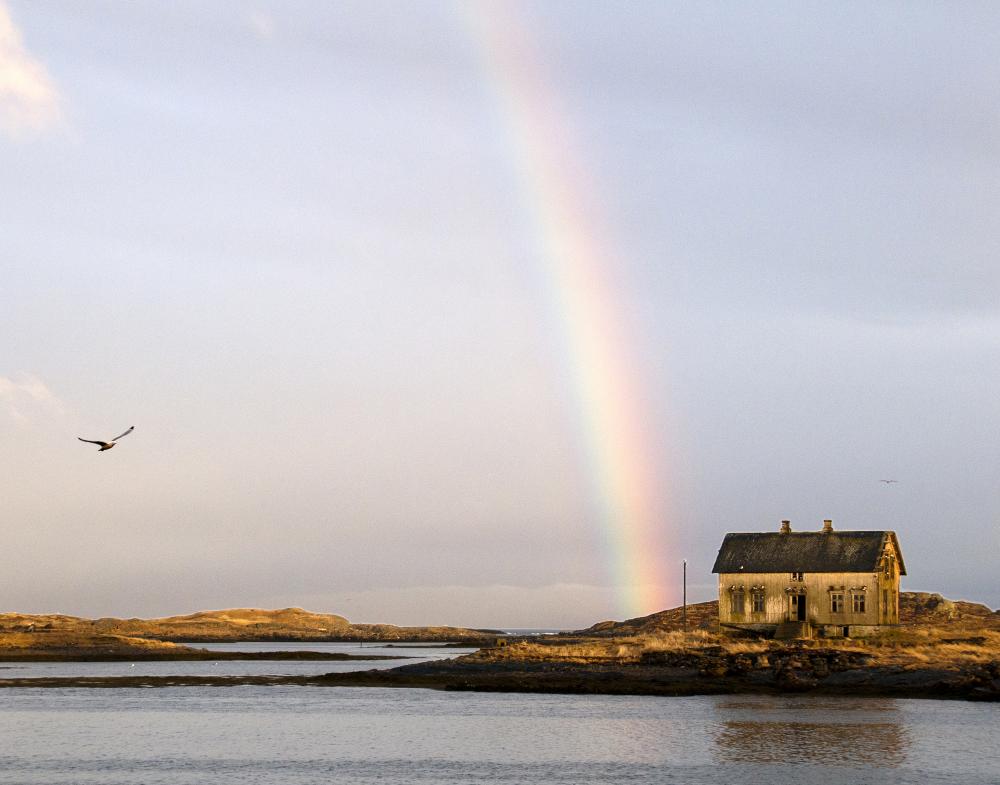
[711, 519, 905, 638]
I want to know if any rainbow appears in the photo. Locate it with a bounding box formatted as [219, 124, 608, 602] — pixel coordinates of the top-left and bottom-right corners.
[460, 3, 676, 618]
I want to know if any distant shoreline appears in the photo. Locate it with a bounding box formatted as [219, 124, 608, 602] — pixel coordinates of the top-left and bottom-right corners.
[0, 607, 500, 646]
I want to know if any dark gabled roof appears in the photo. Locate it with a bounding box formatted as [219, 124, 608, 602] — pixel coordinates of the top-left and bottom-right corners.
[711, 530, 905, 575]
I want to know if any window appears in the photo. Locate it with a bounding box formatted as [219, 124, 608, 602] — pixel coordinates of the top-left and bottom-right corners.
[852, 593, 866, 613]
[730, 589, 745, 615]
[791, 572, 804, 582]
[831, 592, 845, 613]
[751, 590, 765, 613]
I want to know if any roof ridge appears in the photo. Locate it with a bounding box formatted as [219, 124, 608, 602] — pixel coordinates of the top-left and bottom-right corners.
[712, 529, 901, 574]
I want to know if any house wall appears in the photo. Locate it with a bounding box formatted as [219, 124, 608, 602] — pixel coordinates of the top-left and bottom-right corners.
[876, 536, 903, 624]
[718, 565, 899, 629]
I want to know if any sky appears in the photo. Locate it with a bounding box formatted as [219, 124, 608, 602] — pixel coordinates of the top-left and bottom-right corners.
[2, 1, 998, 629]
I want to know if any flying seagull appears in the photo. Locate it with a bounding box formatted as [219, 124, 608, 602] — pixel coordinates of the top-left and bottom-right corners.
[78, 426, 134, 452]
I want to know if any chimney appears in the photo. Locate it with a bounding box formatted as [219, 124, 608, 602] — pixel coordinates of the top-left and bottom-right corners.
[823, 519, 833, 533]
[780, 520, 791, 534]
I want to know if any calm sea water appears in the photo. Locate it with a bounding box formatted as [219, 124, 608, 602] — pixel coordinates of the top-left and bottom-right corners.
[0, 645, 996, 783]
[0, 642, 478, 678]
[1, 685, 997, 785]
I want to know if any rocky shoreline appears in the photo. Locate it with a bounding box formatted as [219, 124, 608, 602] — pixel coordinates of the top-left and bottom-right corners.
[310, 645, 1000, 701]
[1, 644, 997, 700]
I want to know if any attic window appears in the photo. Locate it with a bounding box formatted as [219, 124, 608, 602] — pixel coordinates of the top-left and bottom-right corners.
[791, 572, 804, 582]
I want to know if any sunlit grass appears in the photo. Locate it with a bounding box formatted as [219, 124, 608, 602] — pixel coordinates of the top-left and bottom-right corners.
[467, 627, 1000, 669]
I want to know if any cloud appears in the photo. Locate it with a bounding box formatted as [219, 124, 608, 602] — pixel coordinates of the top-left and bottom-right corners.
[0, 372, 66, 423]
[247, 10, 274, 41]
[0, 1, 61, 137]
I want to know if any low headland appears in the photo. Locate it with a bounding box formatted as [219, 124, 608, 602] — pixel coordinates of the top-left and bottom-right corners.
[0, 606, 493, 663]
[308, 592, 1000, 701]
[0, 606, 496, 646]
[2, 593, 998, 700]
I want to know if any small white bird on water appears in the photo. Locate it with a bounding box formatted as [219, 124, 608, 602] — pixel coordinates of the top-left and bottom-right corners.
[78, 426, 134, 452]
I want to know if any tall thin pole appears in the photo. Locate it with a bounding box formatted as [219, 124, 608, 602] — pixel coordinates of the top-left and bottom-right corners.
[683, 559, 687, 632]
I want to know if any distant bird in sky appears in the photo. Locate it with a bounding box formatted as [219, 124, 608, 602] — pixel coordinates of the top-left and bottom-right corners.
[78, 426, 134, 452]
[880, 479, 898, 484]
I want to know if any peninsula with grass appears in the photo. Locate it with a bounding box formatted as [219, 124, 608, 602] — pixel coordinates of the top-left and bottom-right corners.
[0, 607, 494, 662]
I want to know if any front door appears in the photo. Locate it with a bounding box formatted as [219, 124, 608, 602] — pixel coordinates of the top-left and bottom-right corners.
[790, 594, 806, 621]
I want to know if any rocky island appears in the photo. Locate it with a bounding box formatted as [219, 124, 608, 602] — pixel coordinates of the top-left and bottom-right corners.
[313, 592, 1000, 701]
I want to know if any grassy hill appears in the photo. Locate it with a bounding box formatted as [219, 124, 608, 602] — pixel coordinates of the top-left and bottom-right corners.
[0, 630, 198, 658]
[576, 592, 1000, 636]
[0, 607, 494, 644]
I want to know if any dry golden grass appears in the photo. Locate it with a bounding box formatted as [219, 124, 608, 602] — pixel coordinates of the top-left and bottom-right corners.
[477, 640, 627, 663]
[0, 609, 487, 643]
[641, 629, 768, 654]
[469, 630, 758, 664]
[852, 628, 1000, 667]
[0, 631, 189, 655]
[469, 626, 1000, 670]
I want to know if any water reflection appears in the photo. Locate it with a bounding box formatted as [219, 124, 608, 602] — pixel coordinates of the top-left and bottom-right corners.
[711, 697, 909, 767]
[0, 692, 994, 785]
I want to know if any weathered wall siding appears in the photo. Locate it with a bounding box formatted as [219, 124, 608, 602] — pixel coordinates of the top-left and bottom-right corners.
[718, 571, 885, 626]
[877, 540, 902, 623]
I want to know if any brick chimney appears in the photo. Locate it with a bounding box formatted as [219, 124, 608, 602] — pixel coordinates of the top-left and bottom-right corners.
[823, 519, 833, 533]
[780, 520, 791, 534]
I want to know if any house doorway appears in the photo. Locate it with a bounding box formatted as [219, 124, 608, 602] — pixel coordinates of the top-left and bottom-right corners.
[790, 594, 806, 622]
